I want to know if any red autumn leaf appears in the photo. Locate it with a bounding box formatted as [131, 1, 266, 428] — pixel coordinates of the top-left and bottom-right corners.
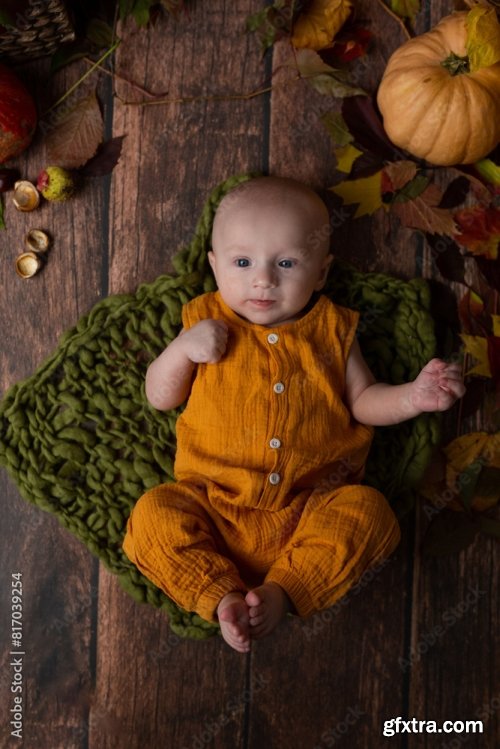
[331, 26, 372, 61]
[341, 96, 396, 161]
[454, 206, 500, 258]
[80, 135, 126, 177]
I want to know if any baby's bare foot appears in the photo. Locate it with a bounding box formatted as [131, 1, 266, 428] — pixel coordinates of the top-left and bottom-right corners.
[217, 592, 251, 653]
[245, 582, 291, 639]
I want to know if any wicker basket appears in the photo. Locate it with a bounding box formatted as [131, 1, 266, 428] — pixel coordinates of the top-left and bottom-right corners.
[0, 0, 75, 61]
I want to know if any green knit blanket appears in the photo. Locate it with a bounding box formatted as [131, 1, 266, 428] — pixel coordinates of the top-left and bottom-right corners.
[0, 174, 440, 639]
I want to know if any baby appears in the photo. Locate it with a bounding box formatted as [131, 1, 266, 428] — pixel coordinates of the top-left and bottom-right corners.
[123, 176, 465, 653]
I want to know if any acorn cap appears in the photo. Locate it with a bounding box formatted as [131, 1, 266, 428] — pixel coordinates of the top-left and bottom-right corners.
[25, 229, 50, 253]
[13, 181, 40, 212]
[15, 251, 43, 279]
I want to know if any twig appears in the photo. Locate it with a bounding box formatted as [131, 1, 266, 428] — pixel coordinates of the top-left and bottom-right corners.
[375, 0, 412, 41]
[83, 57, 168, 99]
[43, 40, 121, 115]
[115, 78, 298, 107]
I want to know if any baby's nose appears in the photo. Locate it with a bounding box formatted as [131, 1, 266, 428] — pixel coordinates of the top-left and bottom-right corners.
[253, 265, 277, 288]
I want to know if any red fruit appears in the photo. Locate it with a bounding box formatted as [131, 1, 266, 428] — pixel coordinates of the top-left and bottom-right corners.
[0, 62, 37, 164]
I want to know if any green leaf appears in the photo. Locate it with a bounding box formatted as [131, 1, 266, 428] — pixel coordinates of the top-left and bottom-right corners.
[86, 18, 115, 48]
[321, 111, 353, 146]
[391, 173, 429, 203]
[391, 0, 420, 22]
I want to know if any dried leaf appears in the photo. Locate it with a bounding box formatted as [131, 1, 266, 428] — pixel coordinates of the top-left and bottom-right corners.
[475, 256, 500, 292]
[466, 6, 500, 72]
[439, 176, 471, 209]
[391, 0, 420, 22]
[329, 171, 383, 218]
[80, 135, 126, 177]
[461, 334, 491, 377]
[383, 161, 418, 192]
[246, 2, 295, 51]
[426, 234, 466, 285]
[342, 96, 399, 161]
[45, 92, 104, 169]
[330, 26, 372, 62]
[454, 206, 500, 259]
[295, 49, 366, 97]
[458, 289, 485, 332]
[391, 183, 458, 236]
[421, 431, 500, 514]
[292, 0, 352, 50]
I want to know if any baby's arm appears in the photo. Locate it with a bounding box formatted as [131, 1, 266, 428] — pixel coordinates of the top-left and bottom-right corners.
[145, 319, 228, 410]
[345, 338, 465, 426]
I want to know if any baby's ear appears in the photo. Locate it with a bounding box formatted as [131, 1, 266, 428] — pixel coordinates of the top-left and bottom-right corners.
[315, 253, 334, 290]
[207, 250, 215, 271]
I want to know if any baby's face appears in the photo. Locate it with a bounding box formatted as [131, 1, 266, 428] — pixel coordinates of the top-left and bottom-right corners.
[208, 199, 332, 327]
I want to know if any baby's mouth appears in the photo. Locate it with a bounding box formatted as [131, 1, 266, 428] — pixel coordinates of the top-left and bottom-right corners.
[248, 299, 276, 308]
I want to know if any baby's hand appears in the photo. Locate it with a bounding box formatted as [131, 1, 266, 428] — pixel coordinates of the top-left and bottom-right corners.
[178, 319, 228, 363]
[410, 358, 465, 413]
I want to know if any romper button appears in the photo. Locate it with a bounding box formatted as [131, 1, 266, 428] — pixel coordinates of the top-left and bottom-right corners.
[273, 382, 285, 393]
[267, 333, 279, 344]
[269, 438, 281, 449]
[269, 472, 281, 485]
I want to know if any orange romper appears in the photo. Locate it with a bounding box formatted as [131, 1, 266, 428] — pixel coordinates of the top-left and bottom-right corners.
[123, 291, 400, 622]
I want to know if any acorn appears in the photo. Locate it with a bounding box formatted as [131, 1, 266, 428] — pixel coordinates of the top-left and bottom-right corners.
[12, 180, 40, 211]
[15, 251, 43, 279]
[37, 166, 75, 202]
[25, 229, 50, 254]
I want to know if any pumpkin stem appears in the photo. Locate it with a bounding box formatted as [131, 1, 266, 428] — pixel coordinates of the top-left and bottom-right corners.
[441, 52, 470, 76]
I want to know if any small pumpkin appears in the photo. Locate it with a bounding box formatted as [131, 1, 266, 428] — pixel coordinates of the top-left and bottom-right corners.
[0, 62, 37, 164]
[376, 12, 500, 166]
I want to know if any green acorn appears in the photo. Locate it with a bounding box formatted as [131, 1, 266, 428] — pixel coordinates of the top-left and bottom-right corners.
[36, 166, 75, 201]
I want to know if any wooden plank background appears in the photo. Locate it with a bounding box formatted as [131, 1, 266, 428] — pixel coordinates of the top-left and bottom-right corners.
[0, 1, 498, 747]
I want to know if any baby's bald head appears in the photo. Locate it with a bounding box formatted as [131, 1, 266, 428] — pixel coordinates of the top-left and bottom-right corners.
[212, 176, 331, 258]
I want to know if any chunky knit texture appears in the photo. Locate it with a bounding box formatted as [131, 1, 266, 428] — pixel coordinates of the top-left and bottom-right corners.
[0, 174, 440, 639]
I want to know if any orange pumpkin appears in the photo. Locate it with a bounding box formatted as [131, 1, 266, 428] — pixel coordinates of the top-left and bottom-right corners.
[376, 12, 500, 166]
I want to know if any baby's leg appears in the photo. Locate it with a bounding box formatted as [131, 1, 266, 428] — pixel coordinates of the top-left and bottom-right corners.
[123, 481, 249, 647]
[264, 485, 400, 618]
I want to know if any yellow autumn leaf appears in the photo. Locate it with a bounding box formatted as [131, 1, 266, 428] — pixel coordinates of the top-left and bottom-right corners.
[466, 6, 500, 72]
[329, 171, 383, 218]
[421, 432, 500, 513]
[460, 334, 491, 377]
[334, 144, 363, 173]
[492, 314, 500, 337]
[292, 0, 352, 51]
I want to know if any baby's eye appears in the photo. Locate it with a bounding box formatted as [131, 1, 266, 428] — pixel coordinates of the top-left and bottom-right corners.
[278, 259, 295, 269]
[235, 258, 250, 268]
